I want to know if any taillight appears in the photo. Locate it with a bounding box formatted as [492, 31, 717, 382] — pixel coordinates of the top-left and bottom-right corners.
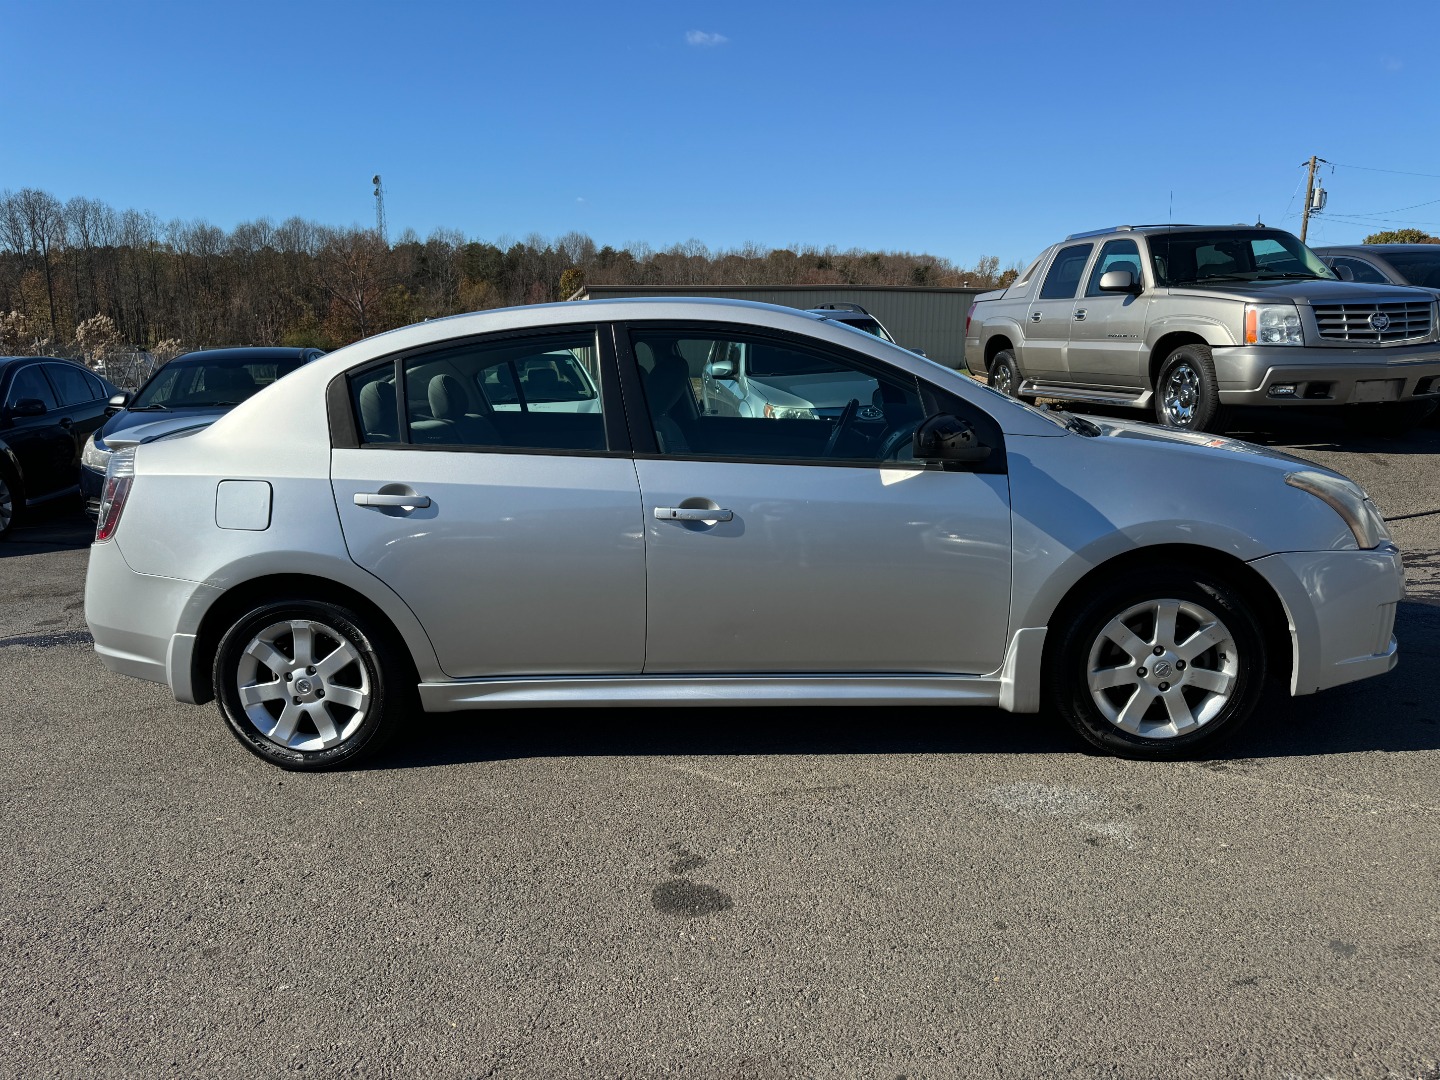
[94, 448, 136, 542]
[965, 303, 976, 335]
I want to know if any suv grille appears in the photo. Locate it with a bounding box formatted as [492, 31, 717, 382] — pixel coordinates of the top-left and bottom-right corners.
[1312, 300, 1433, 343]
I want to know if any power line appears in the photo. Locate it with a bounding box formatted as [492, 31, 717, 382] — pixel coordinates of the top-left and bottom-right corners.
[1331, 161, 1440, 181]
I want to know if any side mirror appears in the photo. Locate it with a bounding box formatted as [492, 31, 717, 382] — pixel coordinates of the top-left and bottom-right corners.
[106, 391, 132, 417]
[1333, 263, 1354, 281]
[11, 398, 47, 418]
[913, 413, 991, 464]
[704, 358, 736, 380]
[1098, 269, 1141, 294]
[910, 347, 928, 357]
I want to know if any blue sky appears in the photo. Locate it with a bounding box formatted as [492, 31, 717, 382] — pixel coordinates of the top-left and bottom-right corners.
[4, 0, 1439, 269]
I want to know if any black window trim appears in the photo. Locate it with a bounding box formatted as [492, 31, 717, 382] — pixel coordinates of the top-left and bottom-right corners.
[328, 322, 633, 457]
[615, 319, 1007, 475]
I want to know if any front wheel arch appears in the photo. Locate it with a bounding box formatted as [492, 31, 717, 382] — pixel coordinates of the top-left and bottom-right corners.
[1039, 546, 1292, 692]
[192, 573, 420, 706]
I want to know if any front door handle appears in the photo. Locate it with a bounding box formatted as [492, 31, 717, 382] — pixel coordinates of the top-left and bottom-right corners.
[654, 506, 733, 522]
[355, 492, 431, 508]
[1029, 311, 1042, 322]
[1073, 308, 1088, 321]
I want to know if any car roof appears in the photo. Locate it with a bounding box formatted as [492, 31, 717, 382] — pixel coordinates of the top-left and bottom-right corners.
[0, 355, 88, 374]
[169, 346, 323, 364]
[1063, 224, 1281, 241]
[1311, 244, 1439, 254]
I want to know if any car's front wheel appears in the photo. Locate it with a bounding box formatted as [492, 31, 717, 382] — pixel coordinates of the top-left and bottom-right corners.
[213, 599, 403, 770]
[1046, 569, 1266, 758]
[0, 468, 16, 539]
[1155, 344, 1223, 431]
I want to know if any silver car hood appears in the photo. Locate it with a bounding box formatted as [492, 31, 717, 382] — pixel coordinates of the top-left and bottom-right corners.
[1170, 278, 1431, 304]
[1080, 415, 1346, 477]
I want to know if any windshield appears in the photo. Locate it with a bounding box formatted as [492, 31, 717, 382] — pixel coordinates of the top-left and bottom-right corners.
[1382, 251, 1440, 289]
[1148, 230, 1337, 286]
[133, 356, 307, 408]
[834, 316, 896, 343]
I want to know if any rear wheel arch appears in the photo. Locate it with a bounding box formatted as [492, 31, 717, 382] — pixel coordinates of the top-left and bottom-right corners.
[984, 335, 1016, 371]
[191, 573, 420, 705]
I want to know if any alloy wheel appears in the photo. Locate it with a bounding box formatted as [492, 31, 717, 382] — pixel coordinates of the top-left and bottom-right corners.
[1085, 597, 1239, 739]
[1162, 363, 1200, 426]
[0, 474, 13, 534]
[234, 618, 372, 751]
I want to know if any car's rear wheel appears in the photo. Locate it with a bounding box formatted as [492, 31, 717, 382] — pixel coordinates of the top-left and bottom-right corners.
[1046, 569, 1266, 758]
[213, 599, 403, 770]
[989, 350, 1033, 403]
[1155, 344, 1223, 431]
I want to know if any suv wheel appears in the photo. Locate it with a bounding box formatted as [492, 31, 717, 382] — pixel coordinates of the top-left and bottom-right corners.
[989, 350, 1033, 402]
[213, 599, 403, 770]
[1046, 568, 1266, 758]
[1155, 344, 1223, 431]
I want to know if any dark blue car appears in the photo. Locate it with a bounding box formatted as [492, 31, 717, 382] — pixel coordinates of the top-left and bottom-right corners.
[81, 347, 325, 518]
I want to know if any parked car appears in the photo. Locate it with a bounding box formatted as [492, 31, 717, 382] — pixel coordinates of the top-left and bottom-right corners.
[86, 297, 1402, 770]
[964, 225, 1440, 431]
[1312, 244, 1440, 294]
[806, 303, 898, 343]
[0, 356, 119, 538]
[80, 347, 325, 517]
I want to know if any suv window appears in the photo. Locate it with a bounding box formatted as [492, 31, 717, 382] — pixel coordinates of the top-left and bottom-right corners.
[46, 362, 100, 406]
[1084, 239, 1142, 296]
[1039, 244, 1094, 300]
[353, 331, 606, 452]
[1330, 256, 1390, 285]
[6, 365, 58, 411]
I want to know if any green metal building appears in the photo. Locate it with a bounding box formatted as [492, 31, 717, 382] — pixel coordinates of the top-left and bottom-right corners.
[569, 284, 985, 370]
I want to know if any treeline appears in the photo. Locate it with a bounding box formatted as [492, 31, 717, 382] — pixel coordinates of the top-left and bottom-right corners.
[0, 187, 1019, 358]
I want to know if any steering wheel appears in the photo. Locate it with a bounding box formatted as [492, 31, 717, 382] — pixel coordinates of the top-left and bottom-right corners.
[877, 417, 922, 462]
[823, 398, 860, 458]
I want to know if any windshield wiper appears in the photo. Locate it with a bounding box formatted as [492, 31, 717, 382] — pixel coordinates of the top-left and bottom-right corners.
[1256, 272, 1326, 280]
[127, 403, 169, 411]
[1173, 273, 1253, 284]
[1040, 404, 1101, 437]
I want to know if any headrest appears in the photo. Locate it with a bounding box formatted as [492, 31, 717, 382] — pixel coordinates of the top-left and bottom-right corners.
[428, 373, 469, 420]
[641, 346, 689, 413]
[359, 380, 396, 435]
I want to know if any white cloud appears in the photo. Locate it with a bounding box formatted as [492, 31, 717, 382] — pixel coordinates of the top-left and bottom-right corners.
[685, 30, 728, 47]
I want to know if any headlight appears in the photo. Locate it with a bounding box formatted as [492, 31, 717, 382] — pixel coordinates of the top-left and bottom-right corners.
[1285, 470, 1392, 549]
[81, 432, 113, 471]
[762, 403, 816, 420]
[1244, 303, 1304, 345]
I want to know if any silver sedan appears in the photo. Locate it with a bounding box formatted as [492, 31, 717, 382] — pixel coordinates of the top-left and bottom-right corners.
[85, 298, 1403, 769]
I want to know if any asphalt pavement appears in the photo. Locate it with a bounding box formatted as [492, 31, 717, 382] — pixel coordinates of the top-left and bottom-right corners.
[1, 412, 1437, 1079]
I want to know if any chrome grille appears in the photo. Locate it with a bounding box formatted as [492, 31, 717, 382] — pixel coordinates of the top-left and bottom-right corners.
[1311, 300, 1432, 343]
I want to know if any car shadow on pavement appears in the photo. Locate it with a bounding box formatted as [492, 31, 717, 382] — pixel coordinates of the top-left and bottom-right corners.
[371, 601, 1440, 770]
[0, 509, 93, 558]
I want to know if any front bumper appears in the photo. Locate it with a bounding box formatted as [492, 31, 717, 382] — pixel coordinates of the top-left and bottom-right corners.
[1213, 342, 1440, 406]
[85, 537, 217, 702]
[1248, 544, 1403, 696]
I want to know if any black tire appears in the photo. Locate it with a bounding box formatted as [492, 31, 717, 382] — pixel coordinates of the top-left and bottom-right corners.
[1045, 568, 1267, 759]
[213, 599, 404, 770]
[1344, 399, 1437, 436]
[989, 349, 1034, 403]
[0, 466, 19, 539]
[1155, 344, 1224, 431]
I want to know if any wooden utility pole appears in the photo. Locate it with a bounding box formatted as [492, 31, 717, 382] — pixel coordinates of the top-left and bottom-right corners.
[1300, 155, 1319, 242]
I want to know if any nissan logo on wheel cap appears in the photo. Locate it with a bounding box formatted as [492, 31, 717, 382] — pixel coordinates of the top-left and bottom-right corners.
[1369, 312, 1391, 332]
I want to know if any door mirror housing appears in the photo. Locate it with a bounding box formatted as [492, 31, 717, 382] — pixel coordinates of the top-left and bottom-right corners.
[1332, 263, 1354, 281]
[704, 358, 736, 380]
[10, 397, 47, 418]
[913, 413, 991, 464]
[1098, 269, 1141, 294]
[106, 391, 132, 416]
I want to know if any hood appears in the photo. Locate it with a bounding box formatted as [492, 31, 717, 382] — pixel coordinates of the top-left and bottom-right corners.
[1170, 278, 1433, 305]
[1081, 414, 1347, 477]
[96, 407, 228, 449]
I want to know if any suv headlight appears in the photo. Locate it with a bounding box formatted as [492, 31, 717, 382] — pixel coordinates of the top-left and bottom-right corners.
[1245, 303, 1304, 345]
[1285, 470, 1392, 549]
[763, 403, 816, 420]
[81, 432, 113, 471]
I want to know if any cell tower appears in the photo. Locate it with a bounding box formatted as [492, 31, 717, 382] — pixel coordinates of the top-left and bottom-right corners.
[372, 174, 387, 244]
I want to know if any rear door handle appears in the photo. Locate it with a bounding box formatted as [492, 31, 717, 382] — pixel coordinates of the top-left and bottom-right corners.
[355, 492, 431, 508]
[654, 506, 733, 522]
[1073, 309, 1087, 321]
